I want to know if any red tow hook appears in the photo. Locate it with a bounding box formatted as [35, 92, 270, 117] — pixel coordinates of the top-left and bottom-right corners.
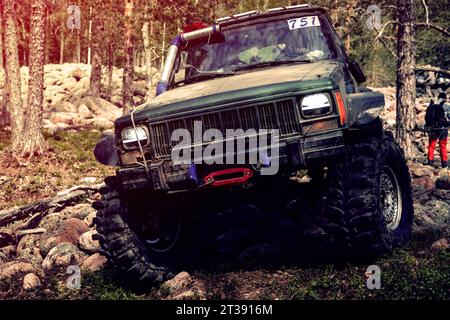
[203, 168, 254, 187]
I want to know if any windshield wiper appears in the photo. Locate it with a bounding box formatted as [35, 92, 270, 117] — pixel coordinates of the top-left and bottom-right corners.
[172, 71, 234, 87]
[231, 59, 311, 72]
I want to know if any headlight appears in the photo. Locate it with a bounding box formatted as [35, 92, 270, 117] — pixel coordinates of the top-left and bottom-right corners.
[121, 126, 149, 150]
[300, 93, 332, 117]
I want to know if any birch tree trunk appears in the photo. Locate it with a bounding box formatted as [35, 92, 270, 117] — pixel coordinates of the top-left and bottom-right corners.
[395, 0, 416, 159]
[122, 0, 134, 114]
[59, 25, 64, 64]
[3, 0, 24, 148]
[17, 0, 47, 157]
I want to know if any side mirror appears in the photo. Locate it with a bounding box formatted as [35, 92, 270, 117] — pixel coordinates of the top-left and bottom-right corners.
[348, 59, 367, 84]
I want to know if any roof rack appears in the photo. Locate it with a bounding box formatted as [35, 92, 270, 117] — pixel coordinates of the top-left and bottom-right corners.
[215, 4, 311, 24]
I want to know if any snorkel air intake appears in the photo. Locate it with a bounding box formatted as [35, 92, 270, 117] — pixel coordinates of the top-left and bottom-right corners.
[156, 23, 221, 96]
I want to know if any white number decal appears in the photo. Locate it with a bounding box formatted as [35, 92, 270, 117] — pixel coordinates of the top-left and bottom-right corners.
[287, 16, 320, 30]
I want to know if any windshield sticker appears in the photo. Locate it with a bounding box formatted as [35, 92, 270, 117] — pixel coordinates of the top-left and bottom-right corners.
[287, 16, 320, 30]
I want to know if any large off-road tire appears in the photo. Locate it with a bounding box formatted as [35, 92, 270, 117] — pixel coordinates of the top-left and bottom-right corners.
[92, 177, 175, 285]
[315, 130, 414, 260]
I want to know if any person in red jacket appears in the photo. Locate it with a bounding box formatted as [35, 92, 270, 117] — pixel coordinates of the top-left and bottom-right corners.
[425, 92, 450, 168]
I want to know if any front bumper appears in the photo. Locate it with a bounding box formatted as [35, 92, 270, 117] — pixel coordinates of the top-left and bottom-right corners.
[116, 130, 345, 191]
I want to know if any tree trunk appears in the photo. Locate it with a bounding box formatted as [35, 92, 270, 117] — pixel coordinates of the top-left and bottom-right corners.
[395, 0, 416, 159]
[105, 35, 114, 100]
[87, 4, 92, 65]
[122, 0, 134, 114]
[160, 21, 166, 71]
[3, 0, 24, 148]
[0, 7, 10, 127]
[17, 0, 47, 157]
[89, 1, 103, 97]
[76, 29, 81, 63]
[142, 20, 153, 99]
[59, 25, 64, 64]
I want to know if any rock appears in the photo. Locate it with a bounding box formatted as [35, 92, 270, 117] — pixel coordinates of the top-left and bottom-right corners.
[49, 112, 77, 125]
[70, 68, 88, 81]
[81, 253, 107, 272]
[97, 99, 122, 121]
[431, 189, 450, 202]
[52, 101, 77, 113]
[412, 184, 429, 203]
[40, 218, 89, 257]
[171, 290, 196, 300]
[82, 96, 122, 122]
[79, 177, 97, 184]
[43, 119, 60, 136]
[83, 211, 96, 228]
[79, 230, 100, 253]
[132, 82, 148, 97]
[22, 273, 42, 290]
[161, 271, 192, 294]
[0, 262, 35, 281]
[59, 204, 96, 220]
[0, 245, 16, 259]
[42, 242, 85, 271]
[87, 118, 114, 130]
[414, 176, 436, 192]
[431, 238, 450, 252]
[414, 200, 450, 232]
[78, 104, 94, 119]
[436, 174, 450, 190]
[38, 213, 62, 229]
[17, 234, 43, 267]
[110, 95, 123, 108]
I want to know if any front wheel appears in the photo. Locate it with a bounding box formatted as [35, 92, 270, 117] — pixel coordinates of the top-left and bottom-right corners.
[315, 131, 414, 260]
[92, 177, 180, 285]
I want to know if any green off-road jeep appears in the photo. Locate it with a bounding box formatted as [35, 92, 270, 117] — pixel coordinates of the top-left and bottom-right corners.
[93, 5, 413, 284]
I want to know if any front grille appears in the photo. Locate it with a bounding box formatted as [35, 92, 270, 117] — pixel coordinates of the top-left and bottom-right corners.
[149, 98, 299, 158]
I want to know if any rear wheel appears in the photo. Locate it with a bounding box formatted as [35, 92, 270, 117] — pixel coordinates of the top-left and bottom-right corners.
[314, 130, 413, 260]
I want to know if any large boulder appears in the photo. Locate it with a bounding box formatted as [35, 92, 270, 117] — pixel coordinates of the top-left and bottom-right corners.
[39, 218, 89, 257]
[42, 242, 85, 271]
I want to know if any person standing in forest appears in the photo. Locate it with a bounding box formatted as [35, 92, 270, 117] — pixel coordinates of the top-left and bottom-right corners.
[425, 92, 450, 168]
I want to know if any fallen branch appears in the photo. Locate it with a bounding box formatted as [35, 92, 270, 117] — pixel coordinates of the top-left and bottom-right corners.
[15, 228, 46, 238]
[415, 65, 450, 76]
[0, 183, 103, 227]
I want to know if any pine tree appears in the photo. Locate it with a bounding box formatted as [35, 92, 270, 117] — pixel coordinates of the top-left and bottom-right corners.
[3, 0, 24, 148]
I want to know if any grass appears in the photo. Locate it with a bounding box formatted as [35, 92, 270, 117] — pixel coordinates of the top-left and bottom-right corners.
[0, 129, 114, 209]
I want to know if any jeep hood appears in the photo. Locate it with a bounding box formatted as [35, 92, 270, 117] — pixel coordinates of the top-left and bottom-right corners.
[116, 60, 339, 126]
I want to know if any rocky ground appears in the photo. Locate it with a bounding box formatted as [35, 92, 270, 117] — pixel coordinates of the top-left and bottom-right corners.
[0, 154, 448, 299]
[0, 64, 160, 134]
[0, 72, 449, 299]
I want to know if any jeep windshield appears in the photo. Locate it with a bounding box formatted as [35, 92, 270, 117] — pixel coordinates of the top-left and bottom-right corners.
[173, 15, 337, 86]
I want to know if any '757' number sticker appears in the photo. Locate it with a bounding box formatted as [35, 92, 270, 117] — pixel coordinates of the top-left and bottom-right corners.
[287, 16, 320, 30]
